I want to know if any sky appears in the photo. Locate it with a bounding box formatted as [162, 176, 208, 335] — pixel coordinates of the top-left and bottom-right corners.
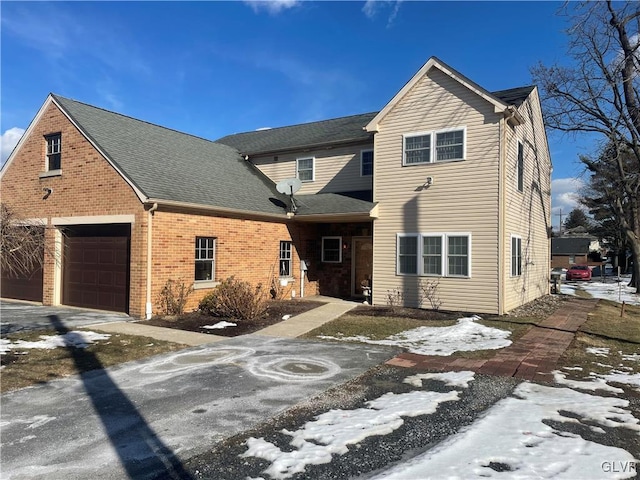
[1, 1, 599, 227]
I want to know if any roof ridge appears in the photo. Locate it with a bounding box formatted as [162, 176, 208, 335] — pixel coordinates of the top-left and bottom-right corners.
[491, 85, 535, 94]
[218, 111, 379, 138]
[51, 93, 224, 147]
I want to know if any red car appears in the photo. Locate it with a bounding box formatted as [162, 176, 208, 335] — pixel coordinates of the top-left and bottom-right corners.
[566, 265, 592, 281]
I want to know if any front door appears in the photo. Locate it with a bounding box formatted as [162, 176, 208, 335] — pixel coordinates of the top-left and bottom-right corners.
[352, 237, 373, 297]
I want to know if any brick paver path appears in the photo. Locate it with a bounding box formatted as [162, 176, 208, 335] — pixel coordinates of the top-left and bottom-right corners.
[386, 298, 599, 382]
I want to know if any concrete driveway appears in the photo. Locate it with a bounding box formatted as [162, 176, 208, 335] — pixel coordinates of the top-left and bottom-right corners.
[0, 301, 129, 335]
[0, 334, 398, 479]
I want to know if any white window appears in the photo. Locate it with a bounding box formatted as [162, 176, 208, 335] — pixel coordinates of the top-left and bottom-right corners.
[322, 236, 342, 263]
[195, 237, 215, 281]
[403, 128, 465, 165]
[397, 233, 471, 277]
[517, 141, 524, 192]
[422, 236, 442, 275]
[279, 241, 292, 277]
[511, 235, 522, 277]
[45, 133, 61, 171]
[398, 235, 418, 274]
[361, 149, 373, 176]
[297, 157, 314, 182]
[404, 134, 431, 165]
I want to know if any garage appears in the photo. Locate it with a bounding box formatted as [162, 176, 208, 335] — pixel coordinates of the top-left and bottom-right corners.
[0, 226, 44, 302]
[62, 224, 130, 313]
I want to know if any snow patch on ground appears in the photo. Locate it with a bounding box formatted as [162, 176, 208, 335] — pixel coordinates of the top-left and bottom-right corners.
[201, 321, 237, 330]
[562, 275, 639, 305]
[593, 372, 640, 392]
[562, 366, 584, 371]
[404, 371, 475, 389]
[370, 382, 639, 479]
[243, 371, 469, 479]
[0, 331, 111, 353]
[319, 316, 511, 356]
[553, 371, 624, 394]
[587, 347, 610, 357]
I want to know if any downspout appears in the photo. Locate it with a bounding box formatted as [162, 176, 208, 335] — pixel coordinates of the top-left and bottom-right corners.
[146, 203, 158, 319]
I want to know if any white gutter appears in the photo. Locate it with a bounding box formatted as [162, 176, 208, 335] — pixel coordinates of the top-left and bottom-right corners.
[146, 203, 158, 319]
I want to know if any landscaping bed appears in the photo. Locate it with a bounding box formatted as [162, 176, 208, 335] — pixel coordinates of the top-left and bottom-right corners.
[143, 299, 326, 337]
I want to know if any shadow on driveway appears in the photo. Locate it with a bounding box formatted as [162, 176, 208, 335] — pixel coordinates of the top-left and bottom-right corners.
[48, 314, 193, 480]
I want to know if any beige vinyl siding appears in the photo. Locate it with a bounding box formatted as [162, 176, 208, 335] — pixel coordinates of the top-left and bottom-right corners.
[250, 143, 374, 194]
[503, 88, 552, 312]
[372, 68, 502, 314]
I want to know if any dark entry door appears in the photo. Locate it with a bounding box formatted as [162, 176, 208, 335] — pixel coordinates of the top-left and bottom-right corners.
[63, 224, 130, 313]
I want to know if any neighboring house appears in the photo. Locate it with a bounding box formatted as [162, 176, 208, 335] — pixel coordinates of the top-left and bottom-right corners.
[0, 57, 551, 317]
[551, 236, 601, 269]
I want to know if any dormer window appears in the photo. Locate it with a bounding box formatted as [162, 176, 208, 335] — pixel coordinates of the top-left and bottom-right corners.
[45, 133, 61, 171]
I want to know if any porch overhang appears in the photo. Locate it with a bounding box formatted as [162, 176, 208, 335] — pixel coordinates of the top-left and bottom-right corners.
[293, 208, 378, 223]
[290, 193, 378, 223]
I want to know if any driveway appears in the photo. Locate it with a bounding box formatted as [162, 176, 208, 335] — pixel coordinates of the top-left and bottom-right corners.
[0, 301, 129, 335]
[0, 334, 398, 479]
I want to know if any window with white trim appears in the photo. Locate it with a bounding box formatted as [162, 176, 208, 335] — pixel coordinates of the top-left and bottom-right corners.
[297, 157, 314, 182]
[279, 241, 292, 277]
[195, 237, 216, 281]
[397, 233, 471, 277]
[45, 133, 61, 171]
[517, 141, 524, 192]
[322, 236, 342, 263]
[403, 128, 465, 165]
[511, 235, 522, 277]
[361, 149, 373, 176]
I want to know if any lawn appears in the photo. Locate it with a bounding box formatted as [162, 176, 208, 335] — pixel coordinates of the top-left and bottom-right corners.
[304, 305, 534, 359]
[1, 330, 186, 393]
[558, 299, 640, 377]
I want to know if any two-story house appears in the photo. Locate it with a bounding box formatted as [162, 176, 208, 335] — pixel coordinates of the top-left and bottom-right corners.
[0, 57, 551, 318]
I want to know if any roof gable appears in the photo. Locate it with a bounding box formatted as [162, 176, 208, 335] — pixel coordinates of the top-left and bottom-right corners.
[365, 57, 524, 132]
[551, 237, 594, 255]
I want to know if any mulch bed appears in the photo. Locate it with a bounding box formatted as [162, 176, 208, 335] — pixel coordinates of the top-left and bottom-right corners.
[348, 305, 465, 321]
[143, 299, 326, 337]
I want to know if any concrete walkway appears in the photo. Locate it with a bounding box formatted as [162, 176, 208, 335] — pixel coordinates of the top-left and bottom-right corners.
[90, 296, 358, 345]
[386, 297, 599, 382]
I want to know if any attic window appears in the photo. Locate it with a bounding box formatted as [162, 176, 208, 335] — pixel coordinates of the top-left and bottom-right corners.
[297, 157, 314, 182]
[45, 133, 61, 171]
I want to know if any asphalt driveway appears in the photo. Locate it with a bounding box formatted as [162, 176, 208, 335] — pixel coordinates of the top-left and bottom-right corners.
[0, 334, 398, 480]
[0, 301, 129, 335]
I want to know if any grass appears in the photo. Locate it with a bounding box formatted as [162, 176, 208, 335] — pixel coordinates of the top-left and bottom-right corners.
[556, 299, 640, 377]
[303, 314, 457, 340]
[304, 310, 534, 360]
[579, 299, 640, 343]
[1, 329, 187, 393]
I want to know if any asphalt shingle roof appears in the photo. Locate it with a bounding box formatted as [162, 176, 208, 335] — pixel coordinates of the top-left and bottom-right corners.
[53, 95, 289, 216]
[492, 86, 535, 107]
[552, 237, 593, 255]
[216, 112, 377, 155]
[217, 87, 534, 156]
[294, 193, 375, 216]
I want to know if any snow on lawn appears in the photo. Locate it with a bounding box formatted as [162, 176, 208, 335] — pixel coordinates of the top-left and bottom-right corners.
[370, 382, 640, 480]
[201, 321, 237, 330]
[0, 331, 110, 354]
[242, 372, 471, 479]
[563, 275, 639, 305]
[404, 370, 475, 388]
[319, 316, 511, 356]
[552, 370, 624, 394]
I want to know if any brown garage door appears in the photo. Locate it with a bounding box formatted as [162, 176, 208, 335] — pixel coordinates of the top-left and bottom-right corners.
[63, 224, 130, 313]
[0, 227, 44, 302]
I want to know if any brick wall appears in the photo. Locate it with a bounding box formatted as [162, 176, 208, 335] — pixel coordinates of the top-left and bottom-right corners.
[0, 100, 147, 317]
[150, 208, 319, 314]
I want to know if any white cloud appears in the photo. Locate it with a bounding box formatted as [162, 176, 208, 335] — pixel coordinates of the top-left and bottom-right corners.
[1, 127, 25, 163]
[362, 1, 403, 26]
[551, 177, 586, 226]
[244, 0, 300, 15]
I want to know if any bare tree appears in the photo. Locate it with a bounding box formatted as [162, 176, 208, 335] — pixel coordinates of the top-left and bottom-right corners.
[532, 0, 640, 292]
[0, 203, 46, 277]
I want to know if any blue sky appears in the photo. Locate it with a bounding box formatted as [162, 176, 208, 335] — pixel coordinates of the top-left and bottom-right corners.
[1, 1, 595, 226]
